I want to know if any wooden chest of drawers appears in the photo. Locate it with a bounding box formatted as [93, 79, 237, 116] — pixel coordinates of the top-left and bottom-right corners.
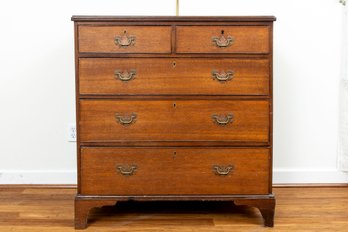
[72, 16, 276, 229]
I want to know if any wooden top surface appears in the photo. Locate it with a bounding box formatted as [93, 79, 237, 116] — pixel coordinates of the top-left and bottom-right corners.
[71, 15, 276, 22]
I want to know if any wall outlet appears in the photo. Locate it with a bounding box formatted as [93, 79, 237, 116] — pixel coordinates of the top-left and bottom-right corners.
[68, 123, 77, 142]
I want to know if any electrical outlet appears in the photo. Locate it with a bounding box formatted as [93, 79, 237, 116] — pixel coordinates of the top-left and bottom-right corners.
[68, 123, 77, 142]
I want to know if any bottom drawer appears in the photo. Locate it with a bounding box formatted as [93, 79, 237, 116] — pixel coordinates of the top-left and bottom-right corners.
[80, 147, 270, 195]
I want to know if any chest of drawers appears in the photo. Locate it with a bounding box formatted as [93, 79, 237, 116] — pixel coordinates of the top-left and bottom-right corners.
[72, 16, 276, 229]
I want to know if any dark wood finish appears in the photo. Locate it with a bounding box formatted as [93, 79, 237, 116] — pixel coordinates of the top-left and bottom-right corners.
[78, 53, 271, 58]
[79, 141, 270, 147]
[77, 194, 275, 201]
[268, 23, 274, 194]
[176, 26, 270, 54]
[72, 16, 276, 229]
[79, 58, 269, 95]
[78, 26, 171, 53]
[74, 22, 82, 195]
[79, 100, 269, 142]
[80, 147, 270, 195]
[71, 16, 277, 22]
[79, 95, 271, 100]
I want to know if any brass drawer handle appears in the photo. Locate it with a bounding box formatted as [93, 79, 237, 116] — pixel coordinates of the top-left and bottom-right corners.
[212, 113, 234, 126]
[211, 70, 234, 82]
[114, 30, 136, 47]
[212, 35, 234, 47]
[114, 69, 136, 81]
[212, 165, 234, 176]
[115, 113, 137, 125]
[116, 165, 137, 176]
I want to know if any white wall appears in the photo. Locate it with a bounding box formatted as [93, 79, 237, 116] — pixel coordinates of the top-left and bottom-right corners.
[0, 0, 347, 184]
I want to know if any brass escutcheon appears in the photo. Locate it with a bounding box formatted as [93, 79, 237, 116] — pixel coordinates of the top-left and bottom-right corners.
[212, 165, 234, 176]
[211, 113, 234, 126]
[114, 69, 137, 81]
[116, 165, 137, 176]
[115, 113, 137, 125]
[114, 30, 136, 47]
[212, 34, 234, 47]
[211, 70, 234, 82]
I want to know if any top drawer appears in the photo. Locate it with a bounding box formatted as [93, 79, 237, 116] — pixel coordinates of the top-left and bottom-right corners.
[176, 26, 270, 54]
[78, 26, 172, 53]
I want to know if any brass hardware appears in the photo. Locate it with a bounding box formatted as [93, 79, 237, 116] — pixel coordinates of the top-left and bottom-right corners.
[212, 165, 234, 176]
[116, 165, 137, 176]
[212, 113, 234, 126]
[114, 69, 136, 81]
[211, 70, 234, 82]
[212, 34, 234, 47]
[172, 61, 177, 68]
[114, 30, 136, 47]
[115, 113, 137, 125]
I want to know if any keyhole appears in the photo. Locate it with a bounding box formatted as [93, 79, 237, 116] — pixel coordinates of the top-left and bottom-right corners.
[124, 30, 127, 34]
[173, 151, 177, 159]
[172, 61, 176, 68]
[221, 30, 224, 35]
[173, 102, 176, 108]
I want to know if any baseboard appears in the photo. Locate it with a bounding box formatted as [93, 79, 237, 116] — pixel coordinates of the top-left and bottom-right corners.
[273, 168, 348, 183]
[0, 169, 347, 185]
[274, 183, 348, 187]
[0, 170, 76, 184]
[0, 184, 77, 188]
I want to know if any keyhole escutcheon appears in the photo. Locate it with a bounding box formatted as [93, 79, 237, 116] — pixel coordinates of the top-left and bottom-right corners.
[172, 61, 177, 68]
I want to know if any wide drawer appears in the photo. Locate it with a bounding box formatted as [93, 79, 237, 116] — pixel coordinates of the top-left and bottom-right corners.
[176, 26, 270, 54]
[80, 147, 270, 195]
[79, 58, 270, 95]
[78, 26, 172, 53]
[79, 100, 269, 143]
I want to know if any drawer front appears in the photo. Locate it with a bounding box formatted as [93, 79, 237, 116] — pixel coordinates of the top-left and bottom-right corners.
[78, 26, 172, 53]
[79, 58, 269, 95]
[79, 100, 269, 142]
[80, 147, 270, 195]
[176, 26, 270, 54]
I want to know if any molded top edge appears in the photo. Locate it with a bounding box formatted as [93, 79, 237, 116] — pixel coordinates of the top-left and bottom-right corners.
[71, 15, 276, 22]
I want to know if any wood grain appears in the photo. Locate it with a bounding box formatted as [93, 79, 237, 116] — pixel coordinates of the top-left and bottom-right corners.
[79, 58, 270, 95]
[0, 187, 347, 231]
[80, 147, 270, 195]
[74, 16, 275, 229]
[78, 26, 172, 53]
[176, 26, 270, 54]
[79, 100, 270, 143]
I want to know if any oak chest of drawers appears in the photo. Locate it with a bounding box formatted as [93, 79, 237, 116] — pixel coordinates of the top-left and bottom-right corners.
[72, 16, 276, 229]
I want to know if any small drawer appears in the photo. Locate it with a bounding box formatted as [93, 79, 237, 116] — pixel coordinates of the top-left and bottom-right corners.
[79, 58, 270, 96]
[79, 100, 269, 143]
[78, 26, 172, 53]
[176, 26, 270, 54]
[80, 147, 270, 195]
